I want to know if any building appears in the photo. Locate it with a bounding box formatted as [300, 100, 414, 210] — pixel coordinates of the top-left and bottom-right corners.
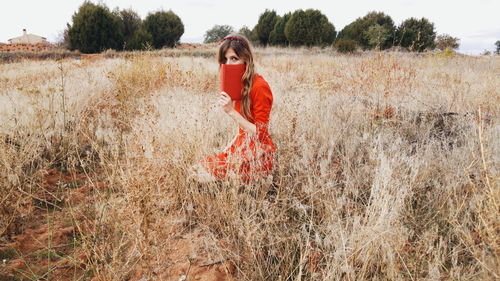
[8, 29, 47, 44]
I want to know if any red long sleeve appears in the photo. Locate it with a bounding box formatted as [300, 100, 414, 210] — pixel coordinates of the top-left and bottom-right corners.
[201, 73, 276, 183]
[249, 75, 275, 153]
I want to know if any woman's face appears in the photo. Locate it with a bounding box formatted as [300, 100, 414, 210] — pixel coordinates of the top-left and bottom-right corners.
[224, 47, 245, 65]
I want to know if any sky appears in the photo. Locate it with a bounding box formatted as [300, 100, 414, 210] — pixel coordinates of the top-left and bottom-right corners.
[0, 0, 499, 55]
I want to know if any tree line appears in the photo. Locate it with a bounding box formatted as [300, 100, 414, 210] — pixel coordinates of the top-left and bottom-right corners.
[206, 9, 463, 53]
[64, 1, 184, 53]
[65, 2, 467, 54]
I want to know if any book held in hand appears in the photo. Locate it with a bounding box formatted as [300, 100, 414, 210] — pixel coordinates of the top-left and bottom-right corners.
[220, 64, 245, 100]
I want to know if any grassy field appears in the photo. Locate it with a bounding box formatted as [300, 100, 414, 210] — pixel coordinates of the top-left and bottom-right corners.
[0, 48, 498, 280]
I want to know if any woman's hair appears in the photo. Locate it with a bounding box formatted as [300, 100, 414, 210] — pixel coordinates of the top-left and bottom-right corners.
[218, 33, 255, 122]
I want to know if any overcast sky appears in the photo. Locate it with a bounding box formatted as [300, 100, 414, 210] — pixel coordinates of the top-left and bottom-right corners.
[1, 0, 499, 55]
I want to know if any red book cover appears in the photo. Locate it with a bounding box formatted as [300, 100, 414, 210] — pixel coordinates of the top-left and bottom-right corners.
[220, 64, 245, 100]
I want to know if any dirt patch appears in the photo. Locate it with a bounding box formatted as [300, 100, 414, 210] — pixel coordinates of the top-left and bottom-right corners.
[0, 167, 238, 280]
[0, 168, 100, 280]
[0, 43, 57, 53]
[129, 228, 237, 281]
[0, 218, 87, 280]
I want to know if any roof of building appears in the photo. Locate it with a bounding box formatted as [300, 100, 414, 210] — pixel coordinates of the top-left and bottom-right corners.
[8, 29, 46, 43]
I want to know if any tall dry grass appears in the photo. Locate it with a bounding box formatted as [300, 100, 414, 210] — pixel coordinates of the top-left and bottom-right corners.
[0, 49, 498, 280]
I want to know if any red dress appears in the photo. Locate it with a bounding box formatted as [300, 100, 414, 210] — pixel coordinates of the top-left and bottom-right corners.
[201, 74, 276, 183]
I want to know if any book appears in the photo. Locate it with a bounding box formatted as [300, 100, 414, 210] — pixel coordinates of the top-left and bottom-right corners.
[220, 64, 245, 100]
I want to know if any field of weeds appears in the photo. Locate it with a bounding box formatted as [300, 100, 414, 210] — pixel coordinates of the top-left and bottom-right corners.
[0, 48, 498, 280]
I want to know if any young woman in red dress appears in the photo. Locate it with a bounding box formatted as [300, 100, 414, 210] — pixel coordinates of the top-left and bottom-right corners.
[190, 33, 276, 184]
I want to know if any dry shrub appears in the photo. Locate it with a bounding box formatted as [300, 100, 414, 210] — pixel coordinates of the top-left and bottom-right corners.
[0, 49, 498, 280]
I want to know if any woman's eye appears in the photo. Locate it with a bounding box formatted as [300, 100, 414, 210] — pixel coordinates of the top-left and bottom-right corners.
[231, 57, 238, 61]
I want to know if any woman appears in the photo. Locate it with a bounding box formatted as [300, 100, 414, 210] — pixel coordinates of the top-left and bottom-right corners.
[190, 34, 276, 184]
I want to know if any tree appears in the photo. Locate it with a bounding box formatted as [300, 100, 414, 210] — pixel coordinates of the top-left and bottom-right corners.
[396, 17, 436, 52]
[495, 40, 500, 55]
[337, 11, 395, 50]
[57, 23, 72, 49]
[255, 9, 278, 45]
[120, 9, 142, 47]
[269, 12, 291, 46]
[238, 26, 253, 41]
[335, 39, 357, 53]
[250, 26, 260, 44]
[204, 25, 234, 43]
[284, 9, 336, 46]
[481, 50, 491, 56]
[143, 10, 184, 48]
[126, 28, 153, 50]
[67, 1, 124, 53]
[435, 34, 460, 50]
[365, 24, 391, 50]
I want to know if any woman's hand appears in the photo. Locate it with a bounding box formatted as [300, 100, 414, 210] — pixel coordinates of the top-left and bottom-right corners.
[219, 91, 257, 135]
[219, 92, 234, 114]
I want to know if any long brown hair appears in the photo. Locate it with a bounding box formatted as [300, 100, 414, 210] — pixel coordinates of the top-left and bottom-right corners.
[218, 33, 255, 122]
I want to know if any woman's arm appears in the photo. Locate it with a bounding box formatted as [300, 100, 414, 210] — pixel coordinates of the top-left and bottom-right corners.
[222, 134, 239, 151]
[219, 92, 257, 135]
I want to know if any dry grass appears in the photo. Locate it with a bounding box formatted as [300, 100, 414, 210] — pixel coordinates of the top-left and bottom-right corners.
[0, 49, 498, 280]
